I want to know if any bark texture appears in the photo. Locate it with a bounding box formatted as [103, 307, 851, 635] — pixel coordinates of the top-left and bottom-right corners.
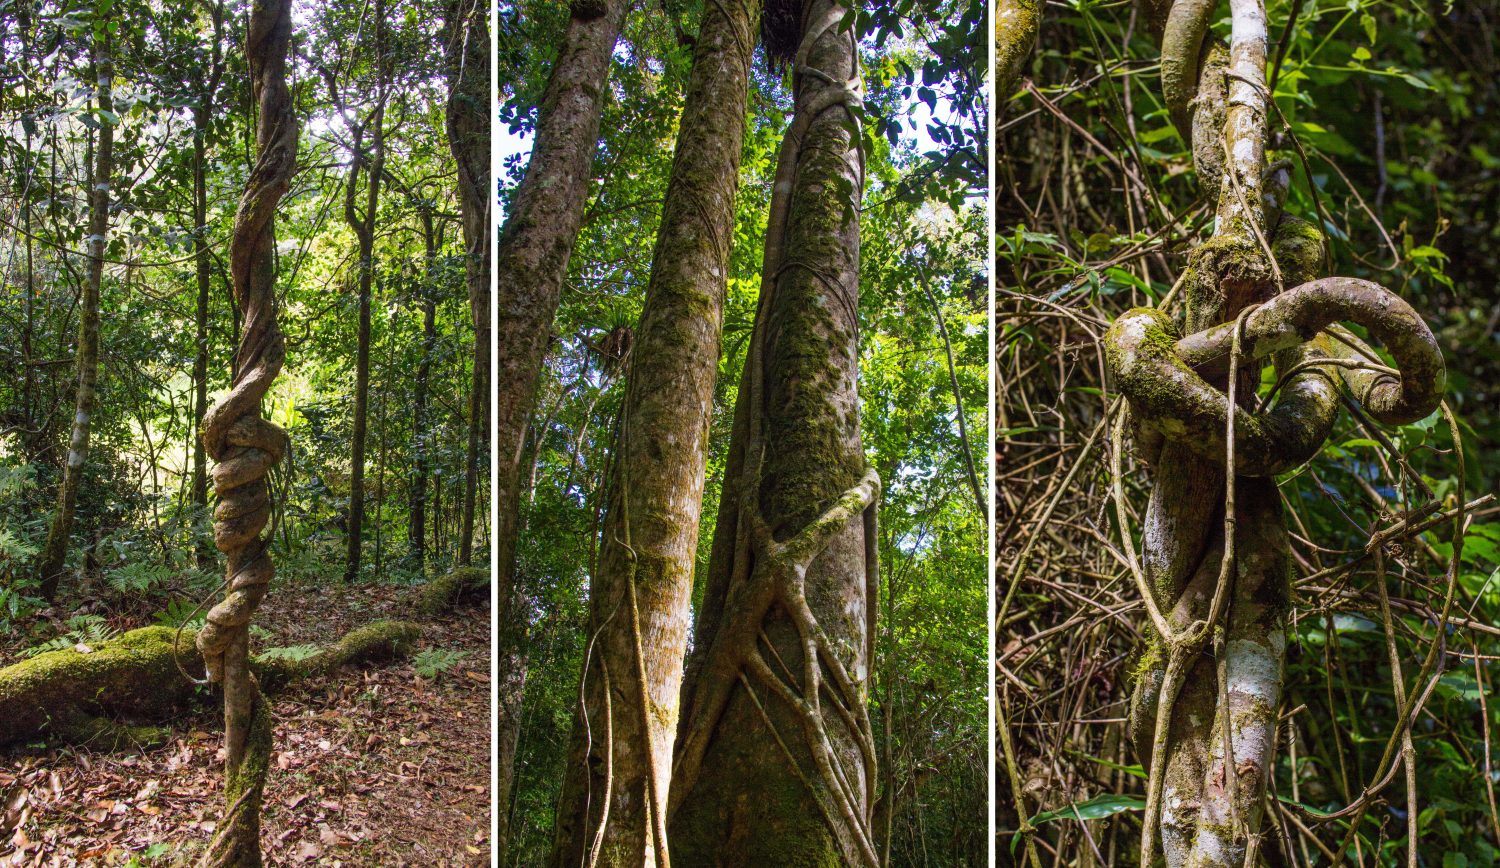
[547, 0, 759, 861]
[37, 27, 113, 602]
[667, 2, 880, 864]
[193, 0, 297, 859]
[995, 0, 1039, 113]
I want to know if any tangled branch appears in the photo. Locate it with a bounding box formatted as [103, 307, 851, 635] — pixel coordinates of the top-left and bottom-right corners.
[1098, 0, 1451, 863]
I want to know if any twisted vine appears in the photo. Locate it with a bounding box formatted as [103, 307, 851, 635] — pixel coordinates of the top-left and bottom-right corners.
[1103, 0, 1449, 863]
[194, 0, 297, 862]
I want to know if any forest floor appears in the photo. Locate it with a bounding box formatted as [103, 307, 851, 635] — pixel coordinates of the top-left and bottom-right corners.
[0, 575, 491, 866]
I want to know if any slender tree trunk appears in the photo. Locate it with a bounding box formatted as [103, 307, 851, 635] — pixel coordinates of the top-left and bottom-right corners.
[445, 0, 490, 568]
[668, 3, 880, 864]
[20, 122, 36, 469]
[374, 310, 393, 575]
[494, 0, 625, 583]
[432, 471, 442, 563]
[37, 26, 114, 602]
[193, 0, 297, 858]
[343, 14, 387, 584]
[546, 0, 759, 862]
[191, 105, 213, 564]
[191, 2, 226, 570]
[408, 211, 439, 574]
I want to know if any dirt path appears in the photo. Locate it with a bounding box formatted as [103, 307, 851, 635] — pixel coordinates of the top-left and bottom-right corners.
[0, 581, 491, 865]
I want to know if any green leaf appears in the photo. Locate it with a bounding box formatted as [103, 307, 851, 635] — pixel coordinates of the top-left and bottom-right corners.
[1029, 794, 1145, 824]
[1070, 750, 1146, 779]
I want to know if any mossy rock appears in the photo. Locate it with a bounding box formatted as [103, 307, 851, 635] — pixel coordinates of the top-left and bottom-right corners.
[417, 566, 490, 615]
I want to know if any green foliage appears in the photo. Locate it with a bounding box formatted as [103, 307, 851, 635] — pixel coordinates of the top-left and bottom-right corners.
[152, 598, 206, 630]
[0, 461, 45, 629]
[1030, 794, 1145, 825]
[257, 644, 322, 664]
[104, 562, 174, 597]
[0, 0, 484, 631]
[19, 615, 120, 658]
[411, 647, 468, 680]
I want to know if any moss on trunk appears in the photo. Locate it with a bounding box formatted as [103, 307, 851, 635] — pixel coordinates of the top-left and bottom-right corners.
[547, 0, 760, 862]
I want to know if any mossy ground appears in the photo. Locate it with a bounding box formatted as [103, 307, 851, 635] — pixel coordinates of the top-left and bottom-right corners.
[0, 576, 491, 864]
[417, 565, 490, 615]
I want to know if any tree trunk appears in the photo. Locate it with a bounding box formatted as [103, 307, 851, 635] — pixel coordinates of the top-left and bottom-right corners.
[37, 24, 114, 603]
[445, 0, 490, 568]
[192, 0, 297, 858]
[409, 210, 440, 574]
[343, 10, 387, 584]
[546, 0, 759, 862]
[191, 4, 225, 568]
[494, 0, 625, 584]
[668, 3, 880, 864]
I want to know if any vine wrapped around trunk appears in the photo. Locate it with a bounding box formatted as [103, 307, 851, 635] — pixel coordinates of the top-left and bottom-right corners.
[194, 0, 298, 861]
[1102, 0, 1448, 864]
[668, 1, 881, 863]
